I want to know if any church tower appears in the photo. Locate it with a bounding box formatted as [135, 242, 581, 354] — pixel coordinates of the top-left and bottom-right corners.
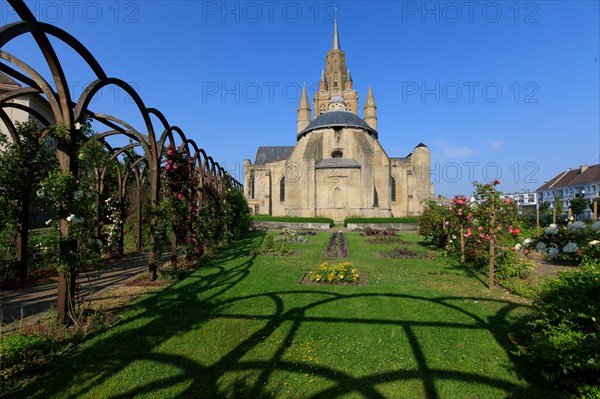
[313, 19, 359, 116]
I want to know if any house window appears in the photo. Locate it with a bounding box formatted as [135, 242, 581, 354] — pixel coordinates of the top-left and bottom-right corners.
[331, 150, 343, 158]
[390, 176, 397, 202]
[254, 205, 259, 214]
[374, 188, 379, 207]
[279, 176, 285, 202]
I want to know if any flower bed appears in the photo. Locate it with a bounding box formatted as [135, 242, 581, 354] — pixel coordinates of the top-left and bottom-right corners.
[322, 232, 348, 259]
[301, 261, 368, 286]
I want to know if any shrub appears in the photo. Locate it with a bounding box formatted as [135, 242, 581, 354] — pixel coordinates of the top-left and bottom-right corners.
[525, 257, 600, 395]
[528, 220, 600, 264]
[252, 215, 334, 227]
[274, 228, 308, 244]
[344, 217, 418, 226]
[418, 200, 450, 248]
[254, 235, 289, 256]
[0, 334, 53, 371]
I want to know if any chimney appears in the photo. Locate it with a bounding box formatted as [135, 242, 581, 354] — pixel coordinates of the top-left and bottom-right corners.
[580, 165, 588, 173]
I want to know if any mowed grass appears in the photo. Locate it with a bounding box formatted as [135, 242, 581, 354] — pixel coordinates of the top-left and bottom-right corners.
[13, 231, 565, 399]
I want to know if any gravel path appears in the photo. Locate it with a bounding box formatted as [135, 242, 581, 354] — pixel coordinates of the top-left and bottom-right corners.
[1, 253, 150, 327]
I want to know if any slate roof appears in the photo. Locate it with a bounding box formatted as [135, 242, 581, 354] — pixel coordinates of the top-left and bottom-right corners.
[297, 110, 377, 140]
[254, 146, 295, 165]
[537, 164, 600, 190]
[315, 158, 361, 169]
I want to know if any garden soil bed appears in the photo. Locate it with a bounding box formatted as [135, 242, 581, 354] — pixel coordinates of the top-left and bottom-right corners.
[300, 273, 369, 286]
[251, 250, 300, 257]
[377, 247, 429, 259]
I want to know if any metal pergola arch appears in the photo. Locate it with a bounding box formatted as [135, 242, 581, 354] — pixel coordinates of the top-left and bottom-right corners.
[1, 0, 243, 323]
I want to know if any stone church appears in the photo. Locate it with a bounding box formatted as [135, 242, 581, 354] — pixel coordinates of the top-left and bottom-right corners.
[244, 21, 433, 222]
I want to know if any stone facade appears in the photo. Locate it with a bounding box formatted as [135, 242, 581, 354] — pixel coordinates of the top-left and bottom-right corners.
[244, 21, 433, 222]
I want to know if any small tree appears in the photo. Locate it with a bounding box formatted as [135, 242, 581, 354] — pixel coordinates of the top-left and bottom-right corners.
[538, 201, 551, 215]
[0, 121, 58, 280]
[569, 196, 591, 217]
[554, 194, 564, 217]
[471, 180, 519, 290]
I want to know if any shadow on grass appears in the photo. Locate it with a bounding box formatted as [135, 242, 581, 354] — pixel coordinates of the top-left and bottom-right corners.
[11, 231, 563, 399]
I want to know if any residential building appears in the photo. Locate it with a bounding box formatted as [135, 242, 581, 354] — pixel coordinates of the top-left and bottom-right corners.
[536, 164, 600, 211]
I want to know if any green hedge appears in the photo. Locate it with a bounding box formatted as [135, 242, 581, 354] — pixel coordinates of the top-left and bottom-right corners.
[343, 217, 419, 227]
[251, 215, 334, 227]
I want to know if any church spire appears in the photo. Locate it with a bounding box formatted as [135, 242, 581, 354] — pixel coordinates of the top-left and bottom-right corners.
[364, 85, 377, 130]
[297, 84, 311, 133]
[332, 17, 340, 50]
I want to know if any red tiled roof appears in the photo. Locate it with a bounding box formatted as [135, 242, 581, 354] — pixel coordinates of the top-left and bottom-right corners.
[537, 164, 600, 190]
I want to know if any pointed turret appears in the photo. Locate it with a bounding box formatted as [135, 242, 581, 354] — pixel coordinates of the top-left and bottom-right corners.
[319, 70, 327, 91]
[364, 85, 377, 130]
[297, 84, 311, 133]
[344, 69, 353, 90]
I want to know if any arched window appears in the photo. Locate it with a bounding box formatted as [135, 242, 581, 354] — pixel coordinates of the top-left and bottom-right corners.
[390, 176, 397, 202]
[280, 176, 285, 202]
[331, 150, 343, 158]
[374, 188, 379, 207]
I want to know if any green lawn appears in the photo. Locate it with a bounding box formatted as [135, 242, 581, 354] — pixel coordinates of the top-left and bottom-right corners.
[13, 232, 564, 398]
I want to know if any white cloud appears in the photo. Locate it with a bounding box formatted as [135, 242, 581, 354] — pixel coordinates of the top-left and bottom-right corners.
[488, 140, 505, 150]
[432, 140, 473, 159]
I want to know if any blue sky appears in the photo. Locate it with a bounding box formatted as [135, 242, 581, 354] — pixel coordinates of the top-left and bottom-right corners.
[2, 0, 599, 197]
